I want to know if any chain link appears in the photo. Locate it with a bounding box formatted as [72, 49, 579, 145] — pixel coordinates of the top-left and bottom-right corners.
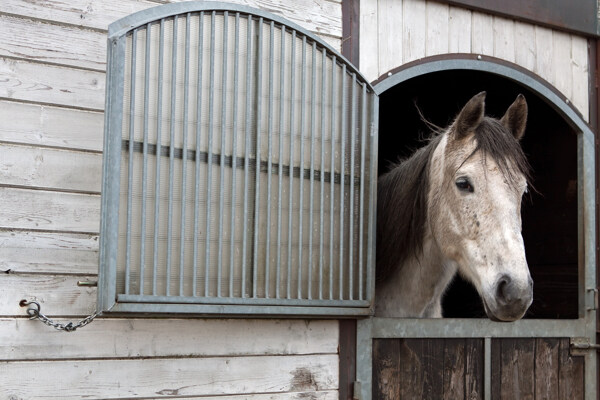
[19, 300, 98, 332]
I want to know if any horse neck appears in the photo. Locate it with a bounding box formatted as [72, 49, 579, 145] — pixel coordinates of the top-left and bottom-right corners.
[375, 134, 458, 317]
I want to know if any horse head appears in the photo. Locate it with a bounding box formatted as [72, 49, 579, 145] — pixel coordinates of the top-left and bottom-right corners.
[428, 92, 533, 321]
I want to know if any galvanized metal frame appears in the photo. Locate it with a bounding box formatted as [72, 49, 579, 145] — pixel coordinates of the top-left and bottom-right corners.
[98, 1, 379, 317]
[356, 56, 597, 400]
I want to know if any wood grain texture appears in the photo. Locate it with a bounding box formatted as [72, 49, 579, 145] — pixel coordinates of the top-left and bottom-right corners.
[491, 338, 584, 400]
[0, 101, 104, 151]
[448, 6, 471, 53]
[0, 187, 100, 233]
[0, 318, 338, 360]
[359, 0, 378, 80]
[373, 338, 483, 399]
[0, 14, 106, 70]
[377, 0, 402, 77]
[0, 230, 99, 275]
[0, 143, 102, 192]
[402, 0, 426, 63]
[1, 274, 97, 316]
[0, 354, 338, 399]
[425, 1, 449, 57]
[0, 0, 342, 39]
[514, 22, 535, 72]
[0, 57, 105, 110]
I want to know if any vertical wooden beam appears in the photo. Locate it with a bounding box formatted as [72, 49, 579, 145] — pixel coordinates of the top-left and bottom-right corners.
[342, 0, 360, 68]
[339, 319, 357, 400]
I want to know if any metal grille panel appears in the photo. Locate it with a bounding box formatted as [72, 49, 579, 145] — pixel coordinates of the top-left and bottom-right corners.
[99, 3, 378, 315]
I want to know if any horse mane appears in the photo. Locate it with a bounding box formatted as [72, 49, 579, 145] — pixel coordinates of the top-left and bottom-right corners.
[376, 116, 531, 283]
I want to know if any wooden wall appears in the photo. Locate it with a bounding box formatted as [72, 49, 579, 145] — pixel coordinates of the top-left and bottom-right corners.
[0, 0, 342, 399]
[359, 0, 590, 121]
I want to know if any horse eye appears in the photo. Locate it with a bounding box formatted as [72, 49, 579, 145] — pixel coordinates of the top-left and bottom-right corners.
[455, 177, 474, 193]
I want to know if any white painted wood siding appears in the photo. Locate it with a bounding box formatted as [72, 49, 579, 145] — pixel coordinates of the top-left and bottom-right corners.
[360, 0, 590, 121]
[0, 1, 342, 399]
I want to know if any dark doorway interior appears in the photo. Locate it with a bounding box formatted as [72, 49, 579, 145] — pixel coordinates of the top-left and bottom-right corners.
[378, 69, 579, 319]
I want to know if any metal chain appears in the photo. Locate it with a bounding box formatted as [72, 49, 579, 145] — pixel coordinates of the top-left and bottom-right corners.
[19, 300, 99, 332]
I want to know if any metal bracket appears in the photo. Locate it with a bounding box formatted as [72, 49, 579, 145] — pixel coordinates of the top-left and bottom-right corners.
[570, 337, 600, 355]
[353, 381, 362, 400]
[586, 288, 598, 311]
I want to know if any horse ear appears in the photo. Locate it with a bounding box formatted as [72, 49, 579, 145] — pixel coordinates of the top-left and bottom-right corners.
[500, 94, 528, 140]
[454, 91, 486, 139]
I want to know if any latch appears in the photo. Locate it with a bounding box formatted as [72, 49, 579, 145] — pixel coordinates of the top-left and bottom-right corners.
[570, 337, 600, 355]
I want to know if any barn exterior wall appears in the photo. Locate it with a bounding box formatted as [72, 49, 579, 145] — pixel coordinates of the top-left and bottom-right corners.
[359, 0, 591, 121]
[0, 1, 342, 399]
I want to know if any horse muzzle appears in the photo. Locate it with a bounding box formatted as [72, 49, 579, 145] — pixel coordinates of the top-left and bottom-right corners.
[484, 274, 533, 322]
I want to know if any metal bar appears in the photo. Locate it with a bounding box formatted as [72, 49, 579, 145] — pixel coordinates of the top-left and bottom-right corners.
[307, 40, 316, 300]
[217, 11, 229, 297]
[297, 35, 306, 299]
[118, 293, 370, 307]
[358, 82, 367, 300]
[125, 28, 137, 295]
[286, 30, 296, 299]
[329, 55, 336, 300]
[229, 12, 240, 298]
[275, 25, 285, 299]
[241, 15, 253, 298]
[366, 95, 379, 304]
[192, 11, 204, 297]
[318, 47, 326, 300]
[484, 337, 491, 400]
[264, 20, 274, 298]
[252, 17, 264, 298]
[140, 24, 151, 296]
[339, 64, 346, 300]
[204, 11, 216, 297]
[152, 19, 165, 296]
[179, 13, 191, 297]
[348, 73, 356, 300]
[166, 15, 179, 296]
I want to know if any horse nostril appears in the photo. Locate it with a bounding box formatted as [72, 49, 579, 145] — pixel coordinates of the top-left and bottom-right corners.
[496, 276, 512, 305]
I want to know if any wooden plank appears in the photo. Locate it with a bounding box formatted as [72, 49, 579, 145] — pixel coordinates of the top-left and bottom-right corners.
[0, 187, 100, 233]
[373, 339, 401, 400]
[442, 339, 466, 398]
[425, 1, 449, 57]
[0, 354, 339, 399]
[448, 6, 472, 53]
[338, 320, 356, 400]
[399, 339, 444, 399]
[558, 338, 584, 399]
[570, 35, 589, 121]
[534, 25, 554, 85]
[494, 339, 535, 400]
[464, 338, 484, 399]
[402, 0, 427, 63]
[0, 57, 105, 111]
[492, 16, 515, 63]
[377, 0, 402, 77]
[534, 338, 559, 399]
[359, 0, 378, 81]
[514, 21, 536, 72]
[126, 392, 339, 400]
[0, 230, 99, 275]
[1, 274, 97, 316]
[552, 31, 573, 100]
[471, 11, 494, 55]
[0, 0, 343, 38]
[0, 318, 338, 359]
[0, 101, 104, 151]
[0, 14, 106, 71]
[0, 144, 102, 193]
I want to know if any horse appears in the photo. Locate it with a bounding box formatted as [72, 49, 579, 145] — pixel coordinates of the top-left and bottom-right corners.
[375, 92, 533, 321]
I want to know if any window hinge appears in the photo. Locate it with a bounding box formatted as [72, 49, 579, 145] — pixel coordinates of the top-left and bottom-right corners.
[353, 381, 362, 400]
[586, 288, 598, 311]
[570, 337, 600, 355]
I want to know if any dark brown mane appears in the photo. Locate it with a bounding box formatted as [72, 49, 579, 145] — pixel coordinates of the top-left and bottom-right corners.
[376, 117, 531, 282]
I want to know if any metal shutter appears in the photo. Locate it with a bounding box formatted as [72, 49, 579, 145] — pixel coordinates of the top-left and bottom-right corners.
[98, 2, 378, 316]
